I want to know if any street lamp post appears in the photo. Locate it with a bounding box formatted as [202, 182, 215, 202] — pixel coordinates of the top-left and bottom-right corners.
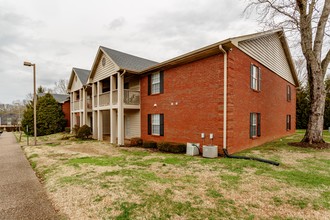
[24, 61, 37, 146]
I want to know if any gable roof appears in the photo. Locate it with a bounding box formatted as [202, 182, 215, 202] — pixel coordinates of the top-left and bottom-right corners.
[73, 68, 90, 84]
[100, 46, 158, 72]
[88, 46, 158, 81]
[140, 28, 299, 86]
[67, 67, 90, 91]
[38, 93, 69, 104]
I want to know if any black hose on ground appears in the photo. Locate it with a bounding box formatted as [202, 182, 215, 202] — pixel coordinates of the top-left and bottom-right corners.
[222, 148, 280, 166]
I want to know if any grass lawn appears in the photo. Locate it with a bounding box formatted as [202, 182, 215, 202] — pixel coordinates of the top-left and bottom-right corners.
[17, 130, 330, 219]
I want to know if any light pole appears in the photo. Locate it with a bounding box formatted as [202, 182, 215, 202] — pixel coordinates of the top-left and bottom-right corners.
[24, 61, 37, 146]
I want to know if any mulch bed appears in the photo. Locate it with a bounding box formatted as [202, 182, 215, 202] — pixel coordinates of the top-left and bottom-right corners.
[289, 142, 330, 149]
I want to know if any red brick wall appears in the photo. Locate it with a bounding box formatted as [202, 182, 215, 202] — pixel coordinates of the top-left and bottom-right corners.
[141, 55, 224, 146]
[226, 47, 296, 153]
[61, 101, 71, 128]
[140, 47, 296, 153]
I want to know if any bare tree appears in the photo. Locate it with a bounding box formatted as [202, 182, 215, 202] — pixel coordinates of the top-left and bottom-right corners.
[53, 79, 68, 94]
[246, 0, 330, 144]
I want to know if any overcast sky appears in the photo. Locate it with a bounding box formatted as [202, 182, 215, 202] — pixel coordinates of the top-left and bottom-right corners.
[0, 0, 260, 104]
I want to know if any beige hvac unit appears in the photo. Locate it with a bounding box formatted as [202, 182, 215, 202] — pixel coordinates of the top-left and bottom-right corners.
[186, 143, 200, 156]
[203, 145, 218, 158]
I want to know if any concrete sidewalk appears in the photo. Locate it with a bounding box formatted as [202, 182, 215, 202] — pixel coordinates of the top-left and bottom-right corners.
[0, 132, 59, 220]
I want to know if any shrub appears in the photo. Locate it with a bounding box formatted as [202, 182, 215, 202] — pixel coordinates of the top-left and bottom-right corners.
[157, 142, 186, 153]
[142, 141, 157, 148]
[21, 93, 67, 136]
[76, 125, 92, 139]
[64, 127, 71, 133]
[130, 138, 143, 147]
[73, 124, 80, 135]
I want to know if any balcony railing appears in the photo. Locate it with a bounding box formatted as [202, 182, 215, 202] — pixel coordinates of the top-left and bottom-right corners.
[124, 90, 140, 105]
[99, 92, 110, 106]
[73, 101, 80, 110]
[111, 90, 140, 105]
[112, 90, 118, 105]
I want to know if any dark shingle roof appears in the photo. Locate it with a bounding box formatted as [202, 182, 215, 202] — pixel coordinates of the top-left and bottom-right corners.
[38, 93, 69, 104]
[100, 46, 158, 72]
[73, 68, 90, 85]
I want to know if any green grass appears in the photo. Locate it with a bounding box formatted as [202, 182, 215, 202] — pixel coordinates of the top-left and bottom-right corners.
[24, 130, 330, 219]
[67, 156, 125, 167]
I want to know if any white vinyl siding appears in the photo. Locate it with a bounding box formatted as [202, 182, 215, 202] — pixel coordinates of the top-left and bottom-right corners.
[71, 74, 83, 92]
[152, 114, 160, 135]
[102, 110, 110, 135]
[92, 54, 119, 83]
[124, 109, 140, 138]
[151, 72, 160, 94]
[238, 33, 295, 85]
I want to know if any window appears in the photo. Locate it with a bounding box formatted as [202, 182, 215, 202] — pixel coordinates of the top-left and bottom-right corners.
[250, 113, 261, 138]
[286, 115, 291, 130]
[287, 85, 291, 101]
[151, 72, 160, 94]
[250, 64, 261, 91]
[152, 114, 160, 135]
[148, 71, 164, 95]
[148, 114, 164, 136]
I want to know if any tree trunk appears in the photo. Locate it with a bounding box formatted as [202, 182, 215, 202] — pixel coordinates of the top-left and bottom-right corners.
[302, 64, 326, 144]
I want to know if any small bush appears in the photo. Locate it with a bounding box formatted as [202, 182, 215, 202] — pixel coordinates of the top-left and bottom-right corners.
[130, 138, 143, 147]
[157, 142, 186, 153]
[76, 125, 92, 139]
[73, 124, 80, 135]
[64, 127, 71, 133]
[142, 141, 157, 148]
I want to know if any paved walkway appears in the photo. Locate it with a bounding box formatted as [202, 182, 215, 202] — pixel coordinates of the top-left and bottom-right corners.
[0, 132, 59, 220]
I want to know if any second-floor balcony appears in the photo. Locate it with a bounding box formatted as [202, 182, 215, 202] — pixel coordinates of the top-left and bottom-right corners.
[99, 92, 110, 106]
[73, 100, 80, 111]
[112, 90, 140, 105]
[92, 90, 140, 107]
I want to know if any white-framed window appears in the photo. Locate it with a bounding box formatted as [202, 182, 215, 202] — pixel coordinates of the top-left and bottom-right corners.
[151, 72, 160, 94]
[251, 64, 261, 91]
[250, 112, 261, 138]
[286, 114, 291, 130]
[251, 113, 257, 137]
[152, 114, 160, 135]
[287, 85, 291, 101]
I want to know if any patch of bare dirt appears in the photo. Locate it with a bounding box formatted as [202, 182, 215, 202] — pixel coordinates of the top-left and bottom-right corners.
[289, 142, 330, 149]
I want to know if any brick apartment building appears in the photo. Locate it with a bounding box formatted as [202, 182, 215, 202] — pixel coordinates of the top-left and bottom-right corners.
[67, 28, 298, 153]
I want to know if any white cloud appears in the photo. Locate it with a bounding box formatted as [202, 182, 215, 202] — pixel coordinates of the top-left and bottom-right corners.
[0, 0, 259, 103]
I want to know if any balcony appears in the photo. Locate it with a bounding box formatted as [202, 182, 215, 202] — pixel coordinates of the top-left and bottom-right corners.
[99, 92, 110, 106]
[73, 101, 80, 111]
[112, 89, 140, 105]
[124, 90, 140, 105]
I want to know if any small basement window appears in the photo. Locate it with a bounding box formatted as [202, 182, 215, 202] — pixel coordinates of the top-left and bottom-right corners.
[250, 112, 261, 138]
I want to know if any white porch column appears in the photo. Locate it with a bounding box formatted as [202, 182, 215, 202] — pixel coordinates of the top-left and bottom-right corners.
[92, 83, 95, 109]
[110, 76, 114, 143]
[117, 72, 124, 145]
[92, 111, 97, 139]
[70, 93, 73, 133]
[82, 87, 86, 125]
[110, 109, 116, 144]
[97, 82, 100, 108]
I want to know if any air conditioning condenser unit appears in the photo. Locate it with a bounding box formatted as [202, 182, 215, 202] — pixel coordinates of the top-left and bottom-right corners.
[203, 145, 218, 158]
[186, 143, 200, 156]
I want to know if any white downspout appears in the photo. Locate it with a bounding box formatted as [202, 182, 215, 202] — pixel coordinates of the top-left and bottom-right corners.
[219, 45, 227, 150]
